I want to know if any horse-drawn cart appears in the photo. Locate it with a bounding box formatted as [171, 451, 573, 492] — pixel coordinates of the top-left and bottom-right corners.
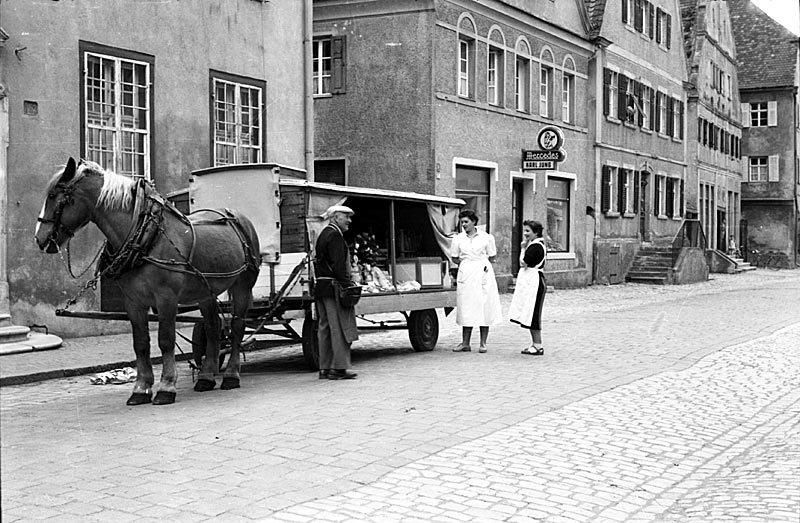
[187, 163, 464, 370]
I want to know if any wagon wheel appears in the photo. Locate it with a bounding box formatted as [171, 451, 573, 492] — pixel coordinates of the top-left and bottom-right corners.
[408, 309, 439, 351]
[191, 322, 228, 371]
[301, 313, 320, 371]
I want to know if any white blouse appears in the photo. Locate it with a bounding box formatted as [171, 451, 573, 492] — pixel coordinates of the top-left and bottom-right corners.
[450, 230, 497, 262]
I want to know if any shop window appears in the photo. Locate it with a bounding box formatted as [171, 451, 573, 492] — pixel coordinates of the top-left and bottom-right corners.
[456, 165, 490, 231]
[546, 177, 570, 252]
[211, 72, 265, 166]
[313, 36, 346, 95]
[81, 42, 153, 179]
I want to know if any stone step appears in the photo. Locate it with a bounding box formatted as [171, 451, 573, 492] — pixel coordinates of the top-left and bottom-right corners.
[0, 313, 11, 327]
[0, 325, 31, 344]
[626, 275, 668, 284]
[0, 331, 63, 356]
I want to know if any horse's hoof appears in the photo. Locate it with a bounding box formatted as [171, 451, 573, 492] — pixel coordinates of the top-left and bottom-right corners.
[152, 391, 176, 405]
[194, 379, 216, 392]
[126, 392, 152, 406]
[220, 377, 240, 390]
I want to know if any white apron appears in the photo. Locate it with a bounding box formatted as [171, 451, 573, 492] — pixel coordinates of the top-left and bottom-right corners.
[508, 238, 546, 328]
[451, 231, 503, 327]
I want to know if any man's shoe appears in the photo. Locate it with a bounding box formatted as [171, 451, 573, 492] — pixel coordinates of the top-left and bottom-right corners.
[319, 370, 330, 379]
[328, 369, 357, 380]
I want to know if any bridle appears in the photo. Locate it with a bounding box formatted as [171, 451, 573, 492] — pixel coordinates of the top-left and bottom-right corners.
[37, 181, 81, 250]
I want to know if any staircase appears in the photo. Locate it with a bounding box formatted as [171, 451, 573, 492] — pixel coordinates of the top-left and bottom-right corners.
[0, 313, 63, 356]
[727, 254, 757, 273]
[625, 245, 673, 284]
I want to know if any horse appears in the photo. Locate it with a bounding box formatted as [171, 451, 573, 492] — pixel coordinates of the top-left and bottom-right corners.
[35, 158, 261, 405]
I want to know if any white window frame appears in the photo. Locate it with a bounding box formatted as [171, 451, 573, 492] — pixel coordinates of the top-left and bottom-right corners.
[540, 65, 552, 117]
[84, 51, 151, 179]
[312, 37, 332, 96]
[562, 72, 574, 124]
[750, 102, 768, 127]
[487, 47, 499, 105]
[658, 91, 668, 134]
[642, 84, 652, 130]
[458, 38, 471, 98]
[608, 70, 619, 119]
[515, 55, 530, 112]
[748, 156, 768, 182]
[546, 171, 577, 259]
[621, 167, 635, 215]
[212, 77, 264, 166]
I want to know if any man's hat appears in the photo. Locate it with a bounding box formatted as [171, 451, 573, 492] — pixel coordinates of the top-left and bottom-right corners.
[325, 205, 355, 218]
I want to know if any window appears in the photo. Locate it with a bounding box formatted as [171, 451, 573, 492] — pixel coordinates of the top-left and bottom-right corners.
[456, 165, 491, 230]
[487, 47, 501, 105]
[487, 30, 505, 107]
[750, 102, 768, 127]
[82, 43, 152, 179]
[657, 91, 668, 134]
[211, 73, 264, 166]
[546, 177, 570, 252]
[562, 72, 574, 124]
[656, 8, 671, 48]
[641, 85, 652, 129]
[618, 168, 635, 214]
[539, 50, 554, 118]
[457, 17, 476, 99]
[672, 98, 683, 139]
[603, 68, 619, 118]
[314, 159, 346, 185]
[746, 156, 780, 182]
[515, 41, 531, 112]
[654, 175, 664, 216]
[458, 39, 471, 98]
[601, 166, 615, 213]
[623, 76, 636, 123]
[313, 36, 346, 95]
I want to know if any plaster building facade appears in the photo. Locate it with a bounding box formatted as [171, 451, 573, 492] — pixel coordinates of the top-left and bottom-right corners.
[313, 0, 596, 288]
[729, 0, 800, 268]
[0, 0, 312, 336]
[584, 0, 691, 284]
[680, 0, 743, 254]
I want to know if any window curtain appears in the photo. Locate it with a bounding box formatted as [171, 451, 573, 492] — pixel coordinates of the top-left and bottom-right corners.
[427, 204, 461, 263]
[306, 194, 349, 253]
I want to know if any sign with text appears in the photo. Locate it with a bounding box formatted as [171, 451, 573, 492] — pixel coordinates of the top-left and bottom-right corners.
[522, 159, 556, 170]
[522, 125, 566, 171]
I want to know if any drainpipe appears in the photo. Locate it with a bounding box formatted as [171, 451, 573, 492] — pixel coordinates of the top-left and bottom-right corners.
[304, 0, 315, 181]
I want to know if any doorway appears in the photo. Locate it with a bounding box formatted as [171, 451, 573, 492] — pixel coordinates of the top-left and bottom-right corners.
[511, 179, 524, 275]
[639, 171, 650, 242]
[716, 209, 726, 251]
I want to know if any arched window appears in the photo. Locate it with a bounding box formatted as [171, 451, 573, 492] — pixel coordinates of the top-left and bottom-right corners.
[539, 48, 555, 118]
[515, 39, 531, 112]
[561, 56, 576, 124]
[487, 28, 505, 106]
[457, 15, 477, 99]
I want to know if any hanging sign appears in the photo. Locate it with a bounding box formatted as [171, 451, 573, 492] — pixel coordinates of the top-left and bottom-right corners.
[522, 126, 566, 171]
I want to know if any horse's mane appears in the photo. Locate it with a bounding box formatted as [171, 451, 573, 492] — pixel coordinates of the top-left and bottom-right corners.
[81, 161, 135, 211]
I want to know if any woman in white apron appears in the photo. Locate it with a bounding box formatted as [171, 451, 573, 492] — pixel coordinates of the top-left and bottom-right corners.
[450, 209, 503, 353]
[508, 220, 547, 355]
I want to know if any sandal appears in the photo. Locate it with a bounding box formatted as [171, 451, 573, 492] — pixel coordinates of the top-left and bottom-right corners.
[453, 344, 471, 352]
[521, 346, 544, 356]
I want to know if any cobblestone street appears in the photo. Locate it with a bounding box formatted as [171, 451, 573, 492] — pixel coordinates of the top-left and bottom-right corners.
[2, 270, 799, 522]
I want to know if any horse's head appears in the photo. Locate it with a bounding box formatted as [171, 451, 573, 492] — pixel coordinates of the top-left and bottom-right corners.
[35, 157, 99, 253]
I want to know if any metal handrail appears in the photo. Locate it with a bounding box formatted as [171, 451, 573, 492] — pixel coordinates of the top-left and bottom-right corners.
[670, 219, 707, 266]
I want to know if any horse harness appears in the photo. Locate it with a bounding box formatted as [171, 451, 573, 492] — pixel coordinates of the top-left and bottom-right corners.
[100, 179, 259, 280]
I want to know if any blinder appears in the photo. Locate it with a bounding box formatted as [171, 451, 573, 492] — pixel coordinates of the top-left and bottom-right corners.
[38, 182, 79, 248]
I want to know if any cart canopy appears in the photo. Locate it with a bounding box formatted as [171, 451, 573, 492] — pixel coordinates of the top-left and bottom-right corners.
[280, 178, 465, 262]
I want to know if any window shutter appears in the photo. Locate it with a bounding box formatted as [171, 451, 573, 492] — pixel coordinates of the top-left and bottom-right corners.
[656, 9, 662, 43]
[678, 101, 684, 139]
[679, 179, 684, 217]
[666, 179, 674, 217]
[603, 69, 611, 115]
[617, 74, 627, 120]
[601, 166, 611, 213]
[654, 178, 661, 216]
[649, 89, 656, 130]
[742, 156, 749, 181]
[332, 35, 347, 93]
[633, 171, 640, 213]
[622, 0, 628, 23]
[634, 0, 643, 32]
[618, 170, 627, 213]
[666, 14, 671, 48]
[767, 101, 777, 126]
[740, 103, 750, 128]
[648, 2, 655, 39]
[768, 155, 780, 181]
